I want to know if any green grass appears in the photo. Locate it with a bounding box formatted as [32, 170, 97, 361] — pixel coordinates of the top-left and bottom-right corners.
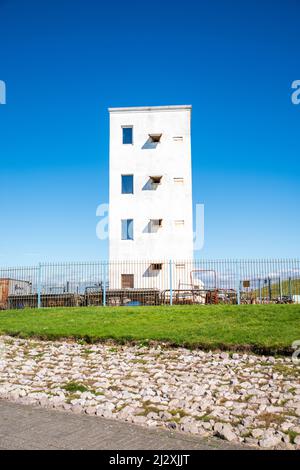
[0, 304, 299, 354]
[63, 381, 89, 393]
[62, 381, 104, 396]
[287, 430, 300, 444]
[253, 278, 300, 298]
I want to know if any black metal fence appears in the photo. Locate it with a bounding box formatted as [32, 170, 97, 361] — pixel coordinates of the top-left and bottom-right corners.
[0, 259, 299, 310]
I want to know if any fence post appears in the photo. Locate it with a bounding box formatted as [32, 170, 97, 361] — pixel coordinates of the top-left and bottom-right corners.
[288, 277, 292, 298]
[103, 262, 107, 307]
[259, 279, 262, 304]
[169, 260, 173, 306]
[279, 276, 282, 301]
[37, 262, 42, 309]
[268, 278, 272, 301]
[236, 261, 241, 305]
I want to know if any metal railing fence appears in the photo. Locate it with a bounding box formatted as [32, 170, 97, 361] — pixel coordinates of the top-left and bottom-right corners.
[0, 259, 299, 310]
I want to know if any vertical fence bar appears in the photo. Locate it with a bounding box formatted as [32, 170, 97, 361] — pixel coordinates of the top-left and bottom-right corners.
[268, 277, 272, 302]
[37, 262, 42, 309]
[279, 275, 282, 301]
[103, 261, 107, 306]
[288, 277, 292, 298]
[259, 278, 262, 304]
[169, 259, 173, 306]
[236, 261, 241, 305]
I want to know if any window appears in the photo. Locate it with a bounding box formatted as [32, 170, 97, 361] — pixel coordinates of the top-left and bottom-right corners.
[148, 133, 162, 143]
[150, 219, 162, 227]
[122, 175, 133, 194]
[149, 219, 163, 233]
[121, 219, 133, 240]
[150, 176, 162, 185]
[122, 127, 133, 144]
[176, 263, 185, 269]
[174, 177, 184, 184]
[121, 274, 134, 288]
[150, 263, 163, 271]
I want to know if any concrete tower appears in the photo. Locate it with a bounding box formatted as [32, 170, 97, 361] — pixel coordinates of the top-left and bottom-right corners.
[108, 105, 193, 289]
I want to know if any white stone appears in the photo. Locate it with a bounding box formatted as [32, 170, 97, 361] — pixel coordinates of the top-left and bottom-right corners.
[1, 335, 299, 450]
[251, 429, 264, 439]
[281, 422, 294, 432]
[215, 424, 237, 442]
[259, 434, 282, 448]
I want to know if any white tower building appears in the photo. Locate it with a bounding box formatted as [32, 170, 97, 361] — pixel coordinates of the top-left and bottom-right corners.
[108, 105, 193, 290]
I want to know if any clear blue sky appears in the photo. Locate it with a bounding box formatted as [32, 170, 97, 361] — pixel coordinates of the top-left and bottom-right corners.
[0, 0, 299, 266]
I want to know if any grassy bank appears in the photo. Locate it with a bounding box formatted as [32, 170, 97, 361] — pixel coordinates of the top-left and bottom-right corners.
[0, 304, 299, 354]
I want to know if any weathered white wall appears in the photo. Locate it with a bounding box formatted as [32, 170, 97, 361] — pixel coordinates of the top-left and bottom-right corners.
[108, 105, 193, 289]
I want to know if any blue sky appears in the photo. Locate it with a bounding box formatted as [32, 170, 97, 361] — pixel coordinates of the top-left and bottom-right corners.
[0, 0, 299, 265]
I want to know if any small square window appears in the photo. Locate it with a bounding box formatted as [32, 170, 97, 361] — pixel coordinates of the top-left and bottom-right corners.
[150, 219, 162, 227]
[122, 175, 133, 194]
[176, 263, 185, 269]
[123, 127, 133, 144]
[150, 263, 163, 271]
[175, 220, 185, 227]
[148, 219, 162, 233]
[150, 176, 162, 184]
[121, 219, 134, 240]
[121, 274, 134, 289]
[149, 133, 162, 143]
[174, 177, 184, 184]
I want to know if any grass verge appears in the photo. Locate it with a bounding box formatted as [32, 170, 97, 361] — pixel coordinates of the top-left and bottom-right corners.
[0, 304, 299, 355]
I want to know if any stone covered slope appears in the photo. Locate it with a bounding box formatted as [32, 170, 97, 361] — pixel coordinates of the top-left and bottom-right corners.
[0, 337, 299, 449]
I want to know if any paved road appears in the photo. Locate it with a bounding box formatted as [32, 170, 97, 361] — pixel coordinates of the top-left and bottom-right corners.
[0, 400, 247, 450]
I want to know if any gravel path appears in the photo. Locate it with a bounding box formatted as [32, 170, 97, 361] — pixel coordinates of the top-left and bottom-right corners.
[0, 336, 299, 449]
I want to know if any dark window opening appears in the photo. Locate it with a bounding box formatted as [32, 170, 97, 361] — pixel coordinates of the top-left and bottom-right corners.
[148, 219, 163, 233]
[150, 219, 163, 228]
[122, 175, 133, 194]
[148, 133, 162, 143]
[150, 263, 163, 271]
[150, 175, 162, 185]
[121, 274, 134, 288]
[123, 127, 133, 144]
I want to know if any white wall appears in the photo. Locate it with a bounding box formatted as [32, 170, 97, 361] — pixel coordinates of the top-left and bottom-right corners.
[108, 105, 193, 289]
